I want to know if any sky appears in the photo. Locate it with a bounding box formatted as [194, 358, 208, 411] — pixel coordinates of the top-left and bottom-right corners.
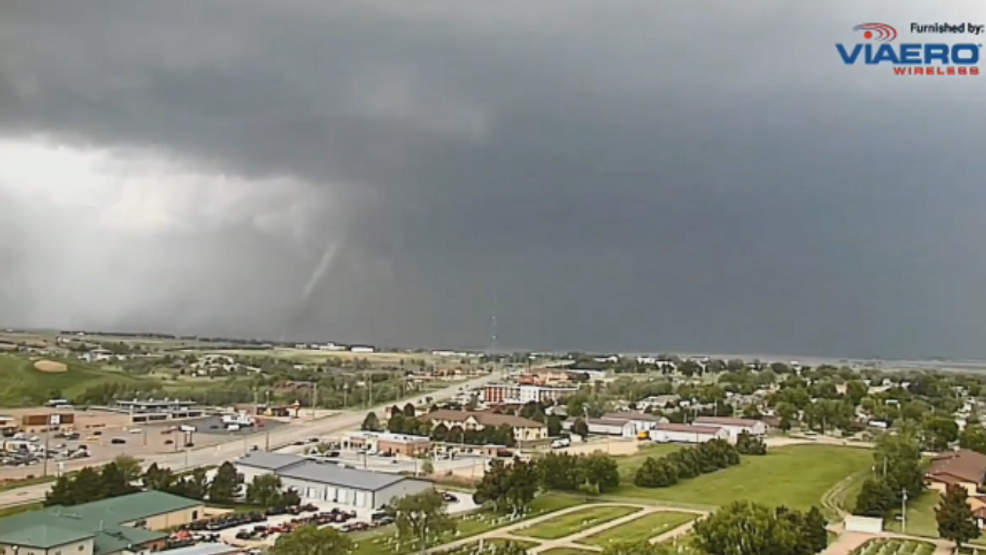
[1, 0, 985, 358]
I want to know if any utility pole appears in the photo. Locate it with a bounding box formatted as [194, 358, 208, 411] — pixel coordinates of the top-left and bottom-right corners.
[901, 489, 908, 534]
[311, 382, 318, 420]
[265, 426, 271, 451]
[42, 431, 50, 478]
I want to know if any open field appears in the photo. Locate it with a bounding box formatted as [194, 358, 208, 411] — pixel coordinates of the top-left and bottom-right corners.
[540, 550, 595, 555]
[851, 539, 936, 555]
[351, 494, 585, 555]
[205, 348, 462, 365]
[0, 355, 150, 407]
[615, 445, 873, 510]
[578, 511, 697, 547]
[515, 506, 642, 540]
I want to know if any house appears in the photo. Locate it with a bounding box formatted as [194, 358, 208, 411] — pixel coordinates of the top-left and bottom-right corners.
[417, 410, 548, 442]
[692, 416, 768, 440]
[0, 491, 203, 555]
[926, 449, 986, 496]
[234, 452, 432, 509]
[650, 423, 730, 444]
[342, 431, 432, 456]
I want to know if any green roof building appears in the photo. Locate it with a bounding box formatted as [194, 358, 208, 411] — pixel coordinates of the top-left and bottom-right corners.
[0, 492, 204, 555]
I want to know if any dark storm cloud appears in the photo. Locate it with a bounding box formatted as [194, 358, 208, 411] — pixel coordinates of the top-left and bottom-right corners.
[2, 0, 986, 356]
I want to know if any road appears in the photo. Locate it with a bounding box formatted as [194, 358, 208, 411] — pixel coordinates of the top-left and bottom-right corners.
[0, 369, 514, 508]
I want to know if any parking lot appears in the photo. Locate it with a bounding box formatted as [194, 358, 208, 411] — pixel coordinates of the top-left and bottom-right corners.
[212, 492, 478, 546]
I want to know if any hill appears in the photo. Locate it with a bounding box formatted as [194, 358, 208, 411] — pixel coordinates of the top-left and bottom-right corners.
[0, 355, 150, 407]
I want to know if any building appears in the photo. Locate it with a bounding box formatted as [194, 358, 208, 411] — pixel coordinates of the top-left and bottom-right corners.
[601, 412, 669, 435]
[925, 449, 986, 528]
[154, 544, 241, 555]
[234, 452, 432, 510]
[565, 369, 607, 382]
[483, 383, 578, 405]
[584, 418, 636, 437]
[342, 431, 431, 456]
[692, 416, 768, 440]
[106, 399, 204, 422]
[0, 491, 204, 555]
[417, 410, 548, 442]
[650, 423, 730, 444]
[926, 449, 986, 496]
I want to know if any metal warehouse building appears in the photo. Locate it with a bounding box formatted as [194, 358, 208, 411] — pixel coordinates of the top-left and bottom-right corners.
[235, 452, 432, 510]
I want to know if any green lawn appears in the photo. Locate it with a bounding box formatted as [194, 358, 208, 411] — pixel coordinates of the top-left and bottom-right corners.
[615, 445, 872, 510]
[616, 444, 683, 481]
[850, 539, 935, 555]
[351, 494, 584, 555]
[578, 511, 697, 547]
[516, 506, 642, 540]
[540, 550, 596, 555]
[0, 355, 152, 406]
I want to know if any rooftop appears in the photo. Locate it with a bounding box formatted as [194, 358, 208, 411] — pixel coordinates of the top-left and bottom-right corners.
[155, 543, 241, 555]
[693, 416, 763, 427]
[928, 449, 986, 485]
[655, 423, 723, 435]
[235, 451, 309, 471]
[279, 460, 418, 491]
[418, 409, 545, 429]
[58, 490, 204, 524]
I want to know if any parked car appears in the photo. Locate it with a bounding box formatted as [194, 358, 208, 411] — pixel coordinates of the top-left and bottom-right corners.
[110, 438, 126, 445]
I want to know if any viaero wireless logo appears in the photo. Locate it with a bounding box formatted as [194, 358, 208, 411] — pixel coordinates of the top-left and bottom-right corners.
[837, 22, 982, 75]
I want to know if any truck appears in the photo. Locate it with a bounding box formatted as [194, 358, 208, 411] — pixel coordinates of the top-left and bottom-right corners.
[636, 430, 650, 440]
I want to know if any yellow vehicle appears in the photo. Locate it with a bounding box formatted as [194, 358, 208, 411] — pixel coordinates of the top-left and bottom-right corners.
[86, 435, 100, 442]
[637, 430, 650, 440]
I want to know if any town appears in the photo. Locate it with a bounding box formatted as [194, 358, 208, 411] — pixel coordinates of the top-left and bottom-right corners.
[0, 331, 985, 555]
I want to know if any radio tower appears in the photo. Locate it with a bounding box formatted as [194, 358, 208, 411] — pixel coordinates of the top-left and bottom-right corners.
[488, 313, 502, 377]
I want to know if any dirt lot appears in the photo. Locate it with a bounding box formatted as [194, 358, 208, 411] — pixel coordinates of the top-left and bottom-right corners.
[33, 360, 67, 372]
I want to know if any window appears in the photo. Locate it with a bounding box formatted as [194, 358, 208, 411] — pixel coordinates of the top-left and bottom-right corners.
[78, 547, 84, 552]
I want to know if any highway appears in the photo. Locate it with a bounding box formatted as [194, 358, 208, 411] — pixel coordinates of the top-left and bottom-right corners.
[0, 369, 514, 508]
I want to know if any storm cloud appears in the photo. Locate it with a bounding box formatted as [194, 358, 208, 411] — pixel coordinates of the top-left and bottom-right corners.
[1, 0, 985, 357]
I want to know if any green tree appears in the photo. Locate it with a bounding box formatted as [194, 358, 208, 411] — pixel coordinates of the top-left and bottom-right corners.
[959, 425, 986, 454]
[270, 524, 353, 555]
[489, 541, 535, 555]
[923, 417, 960, 451]
[247, 473, 285, 507]
[936, 483, 979, 550]
[112, 455, 143, 483]
[361, 411, 382, 432]
[44, 474, 74, 507]
[393, 489, 455, 555]
[208, 461, 243, 504]
[852, 477, 896, 517]
[420, 460, 434, 476]
[692, 501, 800, 555]
[873, 430, 924, 499]
[546, 415, 563, 437]
[100, 461, 138, 498]
[571, 417, 589, 438]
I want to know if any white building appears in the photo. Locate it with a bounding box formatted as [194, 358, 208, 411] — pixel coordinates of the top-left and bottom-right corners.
[692, 416, 768, 440]
[235, 452, 432, 510]
[650, 423, 730, 444]
[350, 346, 376, 354]
[584, 418, 636, 437]
[600, 412, 668, 435]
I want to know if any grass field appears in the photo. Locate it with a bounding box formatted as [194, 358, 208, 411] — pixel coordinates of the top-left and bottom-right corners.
[351, 494, 584, 555]
[540, 550, 595, 555]
[578, 511, 697, 547]
[615, 445, 873, 510]
[516, 506, 642, 540]
[615, 444, 683, 481]
[0, 354, 151, 406]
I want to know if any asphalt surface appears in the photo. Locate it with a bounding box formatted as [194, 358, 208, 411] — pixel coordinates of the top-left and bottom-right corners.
[0, 369, 515, 508]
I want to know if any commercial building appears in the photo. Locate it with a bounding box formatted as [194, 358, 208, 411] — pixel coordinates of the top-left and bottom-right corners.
[416, 410, 548, 442]
[650, 423, 730, 444]
[483, 384, 578, 405]
[600, 412, 669, 435]
[0, 491, 204, 555]
[106, 399, 204, 422]
[584, 418, 636, 437]
[691, 417, 768, 440]
[342, 431, 431, 456]
[235, 452, 432, 510]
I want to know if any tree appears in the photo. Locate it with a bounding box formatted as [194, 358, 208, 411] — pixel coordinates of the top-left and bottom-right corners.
[735, 432, 767, 455]
[571, 417, 589, 438]
[959, 425, 986, 454]
[803, 506, 829, 553]
[392, 489, 455, 554]
[489, 541, 535, 555]
[420, 460, 434, 476]
[923, 417, 960, 451]
[852, 477, 896, 517]
[361, 412, 382, 432]
[403, 403, 417, 418]
[209, 461, 243, 503]
[546, 415, 563, 437]
[100, 461, 138, 498]
[112, 455, 143, 483]
[247, 473, 285, 507]
[874, 430, 924, 499]
[270, 524, 353, 555]
[693, 501, 800, 555]
[936, 483, 979, 550]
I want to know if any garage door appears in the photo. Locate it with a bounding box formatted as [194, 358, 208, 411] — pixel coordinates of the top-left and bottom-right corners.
[338, 488, 351, 504]
[325, 486, 337, 502]
[306, 488, 318, 499]
[354, 490, 367, 508]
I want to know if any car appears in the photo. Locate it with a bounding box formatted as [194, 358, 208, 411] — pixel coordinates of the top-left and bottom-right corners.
[164, 439, 174, 445]
[92, 430, 102, 436]
[110, 438, 126, 445]
[184, 442, 195, 448]
[293, 441, 305, 446]
[308, 437, 319, 444]
[442, 492, 458, 503]
[250, 445, 260, 451]
[129, 428, 142, 434]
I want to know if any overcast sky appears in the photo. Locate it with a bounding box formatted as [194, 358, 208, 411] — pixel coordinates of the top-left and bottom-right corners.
[1, 1, 985, 357]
